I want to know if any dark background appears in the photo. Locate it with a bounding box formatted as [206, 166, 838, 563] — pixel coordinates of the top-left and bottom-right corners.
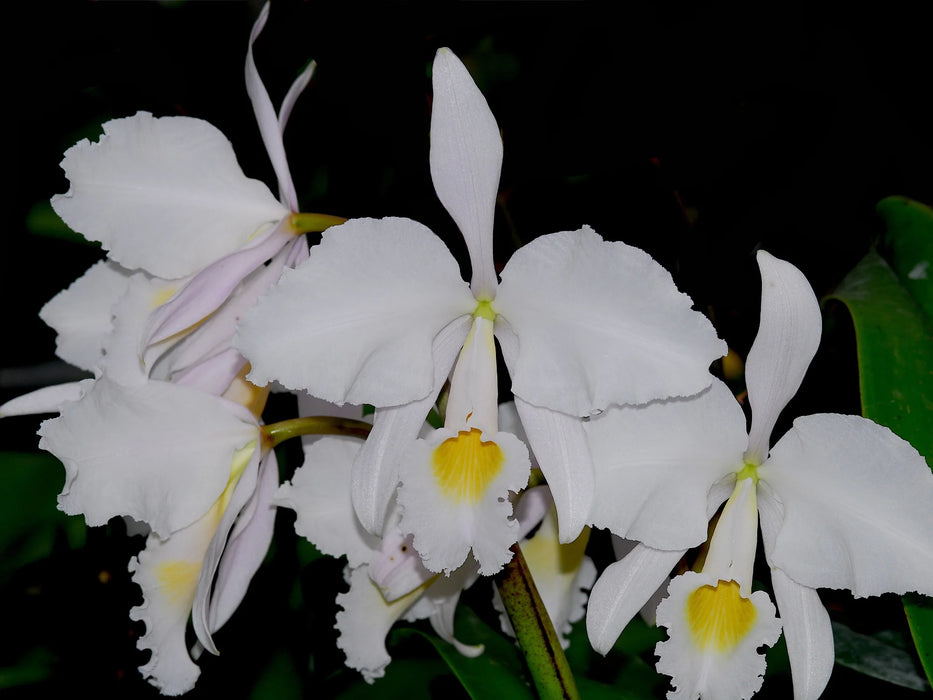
[2, 1, 931, 697]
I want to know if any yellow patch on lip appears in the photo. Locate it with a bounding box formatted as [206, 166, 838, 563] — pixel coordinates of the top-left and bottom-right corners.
[686, 579, 757, 652]
[432, 428, 504, 504]
[155, 560, 201, 604]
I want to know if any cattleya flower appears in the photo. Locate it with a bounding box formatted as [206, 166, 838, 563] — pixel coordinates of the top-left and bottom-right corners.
[276, 431, 484, 682]
[3, 4, 340, 694]
[236, 48, 725, 575]
[584, 251, 933, 699]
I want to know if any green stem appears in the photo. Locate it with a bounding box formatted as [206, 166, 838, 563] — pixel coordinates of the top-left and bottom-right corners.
[289, 212, 347, 233]
[262, 415, 371, 449]
[494, 543, 581, 700]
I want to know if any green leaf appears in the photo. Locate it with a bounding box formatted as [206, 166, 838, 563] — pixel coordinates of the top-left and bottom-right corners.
[827, 197, 933, 686]
[402, 605, 535, 700]
[0, 452, 85, 576]
[831, 620, 930, 692]
[877, 195, 933, 320]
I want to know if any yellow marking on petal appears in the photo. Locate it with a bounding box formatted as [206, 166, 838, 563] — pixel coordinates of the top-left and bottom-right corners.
[686, 579, 757, 653]
[735, 462, 760, 485]
[432, 428, 504, 503]
[151, 285, 179, 309]
[155, 561, 201, 604]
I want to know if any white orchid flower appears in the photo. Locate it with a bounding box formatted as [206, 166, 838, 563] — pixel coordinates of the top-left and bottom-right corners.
[585, 251, 933, 699]
[237, 47, 725, 574]
[276, 433, 484, 683]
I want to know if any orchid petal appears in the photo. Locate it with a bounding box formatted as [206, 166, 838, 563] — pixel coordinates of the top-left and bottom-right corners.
[0, 380, 88, 417]
[770, 567, 834, 700]
[512, 485, 553, 539]
[276, 436, 380, 569]
[335, 565, 422, 683]
[246, 1, 299, 211]
[237, 218, 475, 406]
[585, 381, 747, 550]
[39, 260, 131, 371]
[38, 376, 258, 538]
[404, 561, 482, 656]
[128, 506, 221, 695]
[586, 543, 686, 655]
[496, 227, 725, 416]
[170, 347, 248, 397]
[51, 112, 287, 279]
[760, 413, 933, 597]
[350, 314, 471, 533]
[157, 246, 289, 381]
[397, 426, 529, 575]
[511, 396, 593, 543]
[143, 222, 292, 348]
[278, 59, 315, 137]
[497, 502, 596, 649]
[206, 450, 279, 633]
[655, 570, 782, 700]
[744, 251, 822, 463]
[429, 48, 502, 300]
[103, 272, 188, 386]
[191, 444, 263, 654]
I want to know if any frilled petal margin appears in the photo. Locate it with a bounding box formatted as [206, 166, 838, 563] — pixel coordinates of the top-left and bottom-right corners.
[275, 436, 380, 569]
[129, 499, 225, 695]
[237, 217, 476, 407]
[51, 111, 288, 280]
[336, 565, 423, 684]
[38, 376, 258, 538]
[654, 571, 782, 700]
[397, 425, 529, 575]
[495, 227, 726, 417]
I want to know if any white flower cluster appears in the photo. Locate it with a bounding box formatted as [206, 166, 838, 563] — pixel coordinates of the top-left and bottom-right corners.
[4, 4, 932, 698]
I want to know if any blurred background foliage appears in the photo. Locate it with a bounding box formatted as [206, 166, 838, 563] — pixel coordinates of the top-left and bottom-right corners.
[2, 1, 931, 697]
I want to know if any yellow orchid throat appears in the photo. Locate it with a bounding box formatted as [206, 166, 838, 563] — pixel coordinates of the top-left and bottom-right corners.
[686, 579, 757, 653]
[432, 428, 504, 503]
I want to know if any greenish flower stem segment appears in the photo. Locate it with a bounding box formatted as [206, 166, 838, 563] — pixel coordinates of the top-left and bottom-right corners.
[262, 415, 372, 449]
[495, 543, 581, 700]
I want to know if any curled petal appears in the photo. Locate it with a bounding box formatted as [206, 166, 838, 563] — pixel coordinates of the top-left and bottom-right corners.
[246, 1, 301, 211]
[51, 112, 287, 279]
[496, 227, 725, 416]
[429, 48, 502, 300]
[203, 450, 278, 635]
[511, 394, 593, 544]
[770, 567, 834, 700]
[760, 413, 933, 597]
[349, 313, 472, 533]
[191, 443, 263, 655]
[744, 251, 822, 463]
[237, 218, 475, 406]
[587, 544, 685, 655]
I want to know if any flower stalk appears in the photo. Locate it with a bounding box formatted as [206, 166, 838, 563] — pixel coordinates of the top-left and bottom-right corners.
[495, 542, 581, 700]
